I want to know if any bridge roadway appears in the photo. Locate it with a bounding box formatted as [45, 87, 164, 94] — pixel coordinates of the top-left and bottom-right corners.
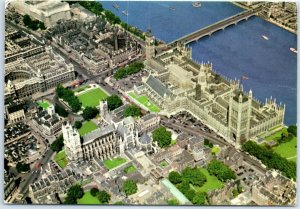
[168, 7, 262, 47]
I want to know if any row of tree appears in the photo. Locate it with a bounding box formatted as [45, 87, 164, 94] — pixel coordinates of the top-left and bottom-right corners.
[114, 62, 144, 80]
[50, 135, 64, 153]
[123, 105, 142, 118]
[82, 106, 98, 121]
[207, 160, 236, 182]
[55, 104, 69, 117]
[168, 167, 207, 205]
[22, 15, 46, 31]
[16, 162, 30, 173]
[56, 85, 81, 112]
[90, 188, 111, 203]
[152, 126, 172, 148]
[106, 95, 123, 111]
[64, 184, 84, 204]
[67, 1, 145, 40]
[242, 140, 296, 180]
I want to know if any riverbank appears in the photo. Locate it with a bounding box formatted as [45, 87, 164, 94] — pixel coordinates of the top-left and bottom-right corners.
[231, 2, 297, 35]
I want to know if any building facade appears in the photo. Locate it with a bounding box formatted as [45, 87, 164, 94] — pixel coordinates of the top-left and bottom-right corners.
[135, 35, 285, 145]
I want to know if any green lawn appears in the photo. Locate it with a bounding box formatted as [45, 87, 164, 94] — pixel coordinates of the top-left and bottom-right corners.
[77, 191, 101, 205]
[103, 157, 127, 170]
[128, 92, 160, 113]
[124, 165, 137, 174]
[191, 168, 223, 193]
[77, 88, 108, 108]
[73, 85, 91, 93]
[78, 121, 98, 136]
[273, 137, 297, 162]
[211, 146, 220, 154]
[160, 160, 169, 168]
[37, 100, 51, 109]
[54, 150, 68, 168]
[264, 128, 286, 142]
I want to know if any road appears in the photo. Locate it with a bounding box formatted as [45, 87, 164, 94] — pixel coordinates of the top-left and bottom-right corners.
[18, 149, 54, 195]
[161, 119, 267, 174]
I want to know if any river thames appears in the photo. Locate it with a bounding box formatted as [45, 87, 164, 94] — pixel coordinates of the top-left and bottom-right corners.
[101, 1, 297, 125]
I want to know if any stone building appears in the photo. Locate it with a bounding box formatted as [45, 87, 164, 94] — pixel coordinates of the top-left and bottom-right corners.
[29, 169, 82, 204]
[251, 170, 296, 206]
[11, 0, 71, 27]
[136, 114, 160, 135]
[5, 103, 25, 125]
[45, 17, 142, 73]
[136, 35, 285, 146]
[4, 171, 17, 203]
[207, 180, 237, 205]
[32, 105, 63, 137]
[5, 45, 75, 100]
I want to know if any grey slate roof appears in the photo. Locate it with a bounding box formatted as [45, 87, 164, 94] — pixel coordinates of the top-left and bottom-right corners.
[145, 75, 172, 98]
[139, 133, 151, 144]
[82, 124, 115, 145]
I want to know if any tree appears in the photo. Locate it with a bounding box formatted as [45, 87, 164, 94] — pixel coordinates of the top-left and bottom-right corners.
[82, 106, 98, 120]
[97, 190, 111, 203]
[50, 135, 64, 152]
[152, 126, 172, 148]
[16, 162, 30, 173]
[122, 180, 137, 196]
[207, 160, 236, 182]
[55, 104, 68, 117]
[287, 125, 297, 136]
[56, 85, 82, 112]
[124, 105, 142, 117]
[106, 95, 123, 111]
[90, 188, 99, 197]
[204, 139, 210, 146]
[64, 195, 76, 204]
[66, 185, 84, 200]
[242, 141, 296, 180]
[181, 167, 206, 187]
[168, 171, 182, 185]
[167, 199, 179, 205]
[74, 121, 82, 129]
[192, 193, 207, 205]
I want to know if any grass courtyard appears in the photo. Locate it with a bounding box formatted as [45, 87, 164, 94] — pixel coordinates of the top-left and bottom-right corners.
[128, 92, 160, 113]
[211, 146, 221, 154]
[37, 100, 51, 109]
[78, 121, 98, 136]
[77, 191, 101, 205]
[54, 150, 68, 169]
[77, 88, 108, 108]
[191, 168, 223, 193]
[264, 128, 287, 142]
[263, 128, 297, 162]
[273, 137, 297, 162]
[160, 160, 169, 168]
[124, 165, 137, 174]
[103, 157, 127, 170]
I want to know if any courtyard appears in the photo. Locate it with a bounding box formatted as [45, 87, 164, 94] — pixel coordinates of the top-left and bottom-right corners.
[103, 157, 127, 170]
[77, 191, 101, 205]
[76, 88, 108, 108]
[54, 150, 68, 169]
[191, 168, 223, 193]
[128, 92, 160, 113]
[78, 121, 98, 136]
[37, 100, 51, 109]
